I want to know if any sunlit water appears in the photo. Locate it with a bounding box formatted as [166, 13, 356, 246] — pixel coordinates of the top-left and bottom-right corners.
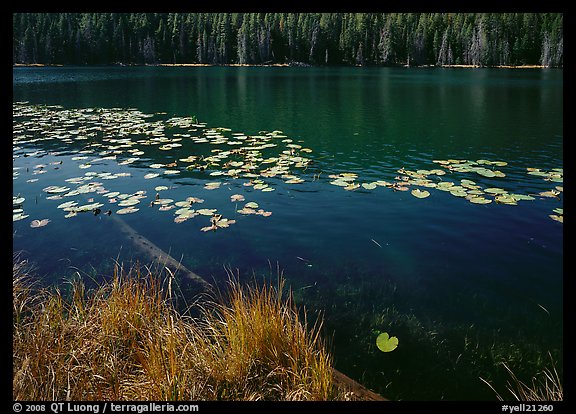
[13, 66, 563, 400]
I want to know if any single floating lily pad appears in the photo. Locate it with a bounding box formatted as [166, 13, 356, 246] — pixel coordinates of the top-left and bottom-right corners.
[549, 214, 563, 223]
[362, 182, 377, 190]
[376, 332, 399, 353]
[30, 218, 50, 228]
[469, 197, 492, 205]
[411, 189, 430, 199]
[484, 188, 507, 195]
[244, 201, 259, 209]
[13, 212, 29, 221]
[116, 206, 139, 214]
[197, 208, 217, 216]
[230, 194, 245, 202]
[495, 195, 518, 205]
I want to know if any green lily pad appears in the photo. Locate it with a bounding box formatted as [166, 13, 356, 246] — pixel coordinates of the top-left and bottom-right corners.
[330, 179, 350, 187]
[57, 201, 78, 209]
[197, 208, 217, 216]
[476, 169, 496, 178]
[509, 194, 535, 201]
[13, 212, 29, 221]
[484, 188, 507, 195]
[204, 182, 221, 190]
[449, 189, 468, 197]
[376, 332, 398, 353]
[469, 197, 492, 204]
[539, 190, 560, 198]
[362, 182, 377, 190]
[495, 195, 518, 205]
[549, 214, 563, 223]
[43, 185, 70, 194]
[436, 181, 455, 189]
[118, 198, 140, 207]
[344, 183, 360, 191]
[117, 206, 139, 214]
[411, 189, 430, 199]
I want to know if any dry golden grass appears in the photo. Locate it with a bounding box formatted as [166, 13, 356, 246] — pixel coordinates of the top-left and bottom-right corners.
[13, 260, 344, 401]
[480, 354, 563, 401]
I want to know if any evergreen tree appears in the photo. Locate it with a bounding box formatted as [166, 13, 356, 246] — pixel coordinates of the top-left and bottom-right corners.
[12, 13, 563, 68]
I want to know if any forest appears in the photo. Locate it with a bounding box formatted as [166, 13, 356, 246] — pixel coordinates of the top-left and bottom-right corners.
[13, 13, 563, 67]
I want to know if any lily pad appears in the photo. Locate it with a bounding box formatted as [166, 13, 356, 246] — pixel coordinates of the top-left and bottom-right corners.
[216, 218, 237, 228]
[330, 179, 350, 187]
[237, 207, 256, 215]
[154, 198, 174, 205]
[495, 195, 518, 205]
[449, 189, 468, 197]
[186, 197, 205, 204]
[509, 194, 535, 201]
[411, 189, 430, 199]
[476, 169, 496, 178]
[43, 185, 70, 194]
[549, 214, 563, 223]
[468, 197, 492, 204]
[484, 188, 507, 195]
[57, 201, 78, 209]
[13, 212, 29, 221]
[116, 206, 139, 214]
[204, 182, 221, 190]
[30, 219, 50, 228]
[197, 208, 217, 216]
[539, 190, 560, 198]
[118, 198, 140, 207]
[245, 202, 259, 209]
[376, 332, 399, 353]
[230, 194, 245, 202]
[362, 183, 377, 190]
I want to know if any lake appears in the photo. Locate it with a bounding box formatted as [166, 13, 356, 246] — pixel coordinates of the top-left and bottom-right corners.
[12, 66, 563, 400]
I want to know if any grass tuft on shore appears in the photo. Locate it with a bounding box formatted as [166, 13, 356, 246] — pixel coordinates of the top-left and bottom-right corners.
[12, 259, 344, 401]
[480, 354, 563, 401]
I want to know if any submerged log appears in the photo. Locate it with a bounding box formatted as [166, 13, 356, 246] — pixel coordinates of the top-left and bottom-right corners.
[111, 214, 211, 292]
[111, 214, 387, 401]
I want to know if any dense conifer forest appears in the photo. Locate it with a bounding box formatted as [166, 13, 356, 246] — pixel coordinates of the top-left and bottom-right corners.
[13, 13, 563, 67]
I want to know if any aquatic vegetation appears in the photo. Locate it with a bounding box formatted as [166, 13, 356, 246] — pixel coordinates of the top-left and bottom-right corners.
[411, 189, 430, 199]
[12, 102, 563, 233]
[30, 219, 50, 228]
[376, 332, 399, 353]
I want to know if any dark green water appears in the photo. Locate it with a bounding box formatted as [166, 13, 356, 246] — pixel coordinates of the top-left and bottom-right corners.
[13, 66, 563, 400]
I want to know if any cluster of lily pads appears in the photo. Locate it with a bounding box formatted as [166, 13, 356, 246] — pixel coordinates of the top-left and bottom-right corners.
[327, 160, 563, 222]
[13, 102, 563, 232]
[12, 102, 312, 231]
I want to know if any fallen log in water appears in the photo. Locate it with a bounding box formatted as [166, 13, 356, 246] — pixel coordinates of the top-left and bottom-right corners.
[111, 214, 211, 292]
[111, 214, 387, 401]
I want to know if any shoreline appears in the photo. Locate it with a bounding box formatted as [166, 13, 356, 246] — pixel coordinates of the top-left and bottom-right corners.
[13, 62, 557, 69]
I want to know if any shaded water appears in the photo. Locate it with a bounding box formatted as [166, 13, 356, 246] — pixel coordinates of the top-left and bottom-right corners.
[13, 66, 563, 400]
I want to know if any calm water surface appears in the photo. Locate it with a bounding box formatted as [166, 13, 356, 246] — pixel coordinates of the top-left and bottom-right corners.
[12, 66, 563, 400]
